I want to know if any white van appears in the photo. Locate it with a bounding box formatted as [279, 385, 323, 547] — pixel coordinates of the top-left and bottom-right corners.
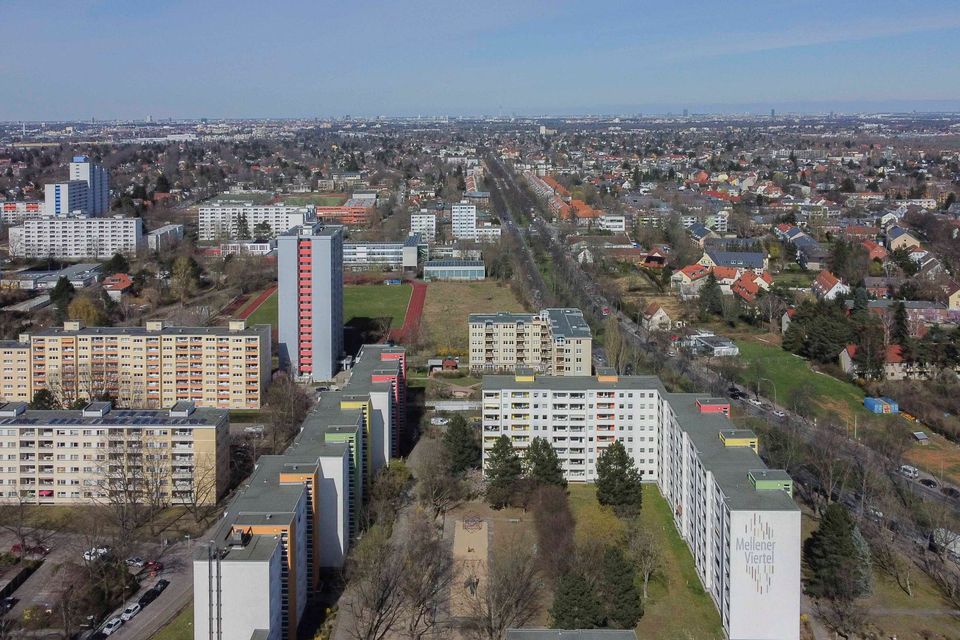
[899, 464, 919, 479]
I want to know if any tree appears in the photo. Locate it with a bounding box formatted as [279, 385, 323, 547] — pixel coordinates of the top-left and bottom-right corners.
[598, 546, 643, 628]
[626, 520, 661, 599]
[236, 212, 251, 240]
[252, 220, 273, 240]
[595, 441, 643, 516]
[604, 315, 626, 373]
[154, 173, 172, 194]
[29, 388, 59, 410]
[102, 252, 129, 275]
[68, 294, 109, 326]
[485, 435, 522, 509]
[892, 301, 909, 345]
[462, 534, 542, 640]
[530, 485, 575, 583]
[365, 461, 411, 527]
[400, 510, 454, 640]
[49, 276, 75, 314]
[804, 503, 871, 600]
[346, 524, 407, 640]
[550, 573, 604, 629]
[170, 255, 200, 304]
[264, 373, 312, 451]
[415, 439, 464, 520]
[698, 273, 723, 318]
[443, 414, 481, 474]
[524, 437, 566, 488]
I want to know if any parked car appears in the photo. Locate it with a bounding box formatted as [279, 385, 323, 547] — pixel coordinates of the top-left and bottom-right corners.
[145, 560, 164, 572]
[899, 464, 920, 479]
[153, 579, 170, 593]
[429, 417, 449, 426]
[243, 425, 264, 435]
[11, 543, 50, 556]
[1, 597, 17, 613]
[943, 487, 960, 500]
[125, 557, 145, 568]
[867, 506, 884, 521]
[772, 410, 786, 418]
[102, 617, 123, 636]
[920, 478, 938, 489]
[748, 398, 763, 407]
[120, 603, 141, 622]
[138, 589, 159, 608]
[83, 547, 111, 562]
[601, 306, 611, 316]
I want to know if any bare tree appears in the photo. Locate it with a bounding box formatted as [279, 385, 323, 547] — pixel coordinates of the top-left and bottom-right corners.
[265, 373, 312, 451]
[626, 520, 662, 600]
[757, 293, 786, 333]
[400, 511, 454, 639]
[414, 439, 464, 521]
[461, 534, 542, 640]
[0, 495, 34, 563]
[808, 425, 853, 511]
[863, 521, 914, 597]
[345, 524, 408, 640]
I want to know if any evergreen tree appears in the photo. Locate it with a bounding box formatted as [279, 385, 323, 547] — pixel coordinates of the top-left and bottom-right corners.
[442, 414, 481, 474]
[598, 547, 643, 628]
[850, 525, 874, 597]
[49, 276, 76, 314]
[892, 301, 909, 345]
[485, 435, 522, 509]
[550, 572, 604, 629]
[29, 389, 59, 410]
[595, 441, 643, 516]
[698, 273, 723, 317]
[525, 437, 567, 488]
[102, 252, 129, 275]
[804, 503, 870, 600]
[236, 212, 251, 240]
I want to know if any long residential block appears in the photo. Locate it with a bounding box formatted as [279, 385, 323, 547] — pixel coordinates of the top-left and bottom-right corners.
[199, 199, 315, 241]
[194, 344, 407, 640]
[469, 308, 592, 375]
[0, 400, 229, 506]
[481, 373, 800, 640]
[9, 215, 143, 259]
[0, 320, 271, 410]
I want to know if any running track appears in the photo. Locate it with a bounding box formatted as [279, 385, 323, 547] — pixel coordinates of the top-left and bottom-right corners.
[390, 281, 427, 343]
[237, 284, 278, 320]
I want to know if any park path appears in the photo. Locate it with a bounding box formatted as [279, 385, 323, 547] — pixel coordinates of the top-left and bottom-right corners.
[390, 280, 427, 343]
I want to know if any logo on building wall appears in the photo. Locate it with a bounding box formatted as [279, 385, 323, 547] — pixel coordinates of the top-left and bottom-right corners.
[735, 513, 776, 594]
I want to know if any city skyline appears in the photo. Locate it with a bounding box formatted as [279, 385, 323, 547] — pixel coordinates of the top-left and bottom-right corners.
[4, 0, 960, 120]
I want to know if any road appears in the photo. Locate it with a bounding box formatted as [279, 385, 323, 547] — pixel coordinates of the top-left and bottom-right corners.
[483, 153, 960, 532]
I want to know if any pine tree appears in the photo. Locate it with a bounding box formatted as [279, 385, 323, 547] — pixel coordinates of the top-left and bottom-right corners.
[49, 276, 76, 314]
[443, 414, 481, 474]
[804, 503, 870, 600]
[485, 435, 522, 509]
[698, 273, 723, 317]
[29, 389, 59, 410]
[595, 441, 643, 516]
[892, 301, 909, 345]
[525, 437, 567, 488]
[598, 547, 643, 628]
[850, 525, 873, 597]
[550, 572, 604, 629]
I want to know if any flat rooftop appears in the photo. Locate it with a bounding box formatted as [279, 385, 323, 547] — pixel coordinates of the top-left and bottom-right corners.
[483, 374, 664, 393]
[0, 403, 226, 428]
[30, 324, 267, 338]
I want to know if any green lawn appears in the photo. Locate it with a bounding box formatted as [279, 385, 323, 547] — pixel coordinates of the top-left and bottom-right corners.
[734, 339, 866, 420]
[568, 484, 725, 640]
[245, 291, 279, 327]
[152, 606, 193, 640]
[773, 270, 816, 288]
[240, 284, 412, 330]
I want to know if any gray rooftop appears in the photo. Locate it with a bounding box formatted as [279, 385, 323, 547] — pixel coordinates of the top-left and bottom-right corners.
[30, 324, 268, 338]
[424, 259, 485, 268]
[469, 308, 592, 339]
[0, 402, 226, 428]
[483, 374, 665, 393]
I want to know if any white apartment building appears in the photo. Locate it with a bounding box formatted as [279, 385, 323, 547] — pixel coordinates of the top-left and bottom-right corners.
[475, 222, 502, 243]
[0, 201, 44, 225]
[481, 373, 800, 640]
[599, 214, 627, 233]
[410, 212, 437, 242]
[8, 215, 143, 259]
[0, 400, 230, 506]
[342, 234, 421, 271]
[146, 224, 185, 251]
[469, 308, 592, 376]
[451, 201, 477, 240]
[199, 201, 315, 241]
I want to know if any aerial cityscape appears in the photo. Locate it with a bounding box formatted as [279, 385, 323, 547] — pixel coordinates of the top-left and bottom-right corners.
[1, 1, 960, 640]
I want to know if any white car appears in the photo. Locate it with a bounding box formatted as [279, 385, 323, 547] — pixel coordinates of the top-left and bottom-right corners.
[103, 617, 123, 635]
[772, 410, 786, 418]
[120, 602, 141, 621]
[748, 398, 763, 407]
[430, 417, 450, 426]
[83, 546, 111, 562]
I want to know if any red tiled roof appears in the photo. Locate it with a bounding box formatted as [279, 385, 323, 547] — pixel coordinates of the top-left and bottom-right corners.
[643, 302, 663, 318]
[885, 344, 905, 364]
[712, 266, 741, 281]
[814, 270, 840, 292]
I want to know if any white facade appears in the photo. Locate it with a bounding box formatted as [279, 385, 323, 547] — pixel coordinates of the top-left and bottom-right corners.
[317, 451, 351, 568]
[475, 223, 502, 243]
[599, 214, 627, 232]
[0, 201, 44, 225]
[9, 215, 143, 259]
[43, 180, 88, 216]
[451, 201, 477, 240]
[342, 235, 420, 270]
[69, 156, 110, 215]
[410, 212, 437, 242]
[481, 374, 801, 640]
[146, 224, 184, 251]
[199, 203, 315, 241]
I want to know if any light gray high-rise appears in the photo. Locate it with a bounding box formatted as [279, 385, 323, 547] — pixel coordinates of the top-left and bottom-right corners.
[69, 155, 110, 215]
[278, 224, 344, 380]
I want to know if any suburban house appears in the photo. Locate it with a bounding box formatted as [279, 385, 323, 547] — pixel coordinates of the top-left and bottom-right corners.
[688, 222, 717, 247]
[641, 302, 672, 331]
[797, 241, 831, 271]
[671, 263, 712, 297]
[699, 248, 767, 273]
[840, 344, 933, 381]
[863, 276, 903, 299]
[886, 225, 921, 251]
[102, 273, 134, 301]
[862, 240, 888, 262]
[842, 299, 955, 336]
[811, 270, 850, 300]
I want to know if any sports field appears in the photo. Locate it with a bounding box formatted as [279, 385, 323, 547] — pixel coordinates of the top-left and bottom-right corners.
[239, 283, 412, 330]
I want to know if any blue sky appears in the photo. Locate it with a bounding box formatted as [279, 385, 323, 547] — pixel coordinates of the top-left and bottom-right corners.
[3, 0, 960, 119]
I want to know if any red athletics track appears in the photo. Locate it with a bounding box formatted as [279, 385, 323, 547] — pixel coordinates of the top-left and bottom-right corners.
[389, 280, 427, 343]
[237, 284, 278, 319]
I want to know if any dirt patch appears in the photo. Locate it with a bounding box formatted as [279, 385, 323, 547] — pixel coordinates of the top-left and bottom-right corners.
[450, 518, 489, 618]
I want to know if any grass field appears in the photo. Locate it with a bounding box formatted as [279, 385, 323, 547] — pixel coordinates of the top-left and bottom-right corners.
[773, 270, 817, 289]
[421, 280, 526, 356]
[239, 284, 411, 330]
[568, 484, 725, 640]
[152, 606, 193, 640]
[733, 339, 866, 421]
